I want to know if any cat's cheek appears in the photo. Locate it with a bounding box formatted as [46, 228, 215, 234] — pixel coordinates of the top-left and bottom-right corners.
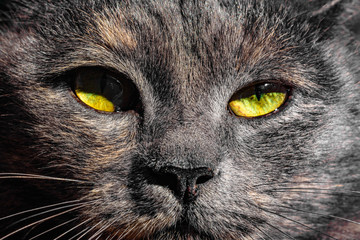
[61, 113, 145, 227]
[81, 176, 182, 238]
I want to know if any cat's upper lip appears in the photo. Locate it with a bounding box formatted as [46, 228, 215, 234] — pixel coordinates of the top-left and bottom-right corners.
[175, 207, 201, 231]
[172, 217, 200, 236]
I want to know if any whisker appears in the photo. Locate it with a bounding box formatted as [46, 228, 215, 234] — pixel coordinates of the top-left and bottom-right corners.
[249, 224, 272, 240]
[0, 173, 92, 184]
[252, 225, 274, 240]
[68, 227, 91, 240]
[76, 220, 104, 240]
[131, 219, 153, 240]
[88, 219, 117, 240]
[253, 181, 334, 187]
[248, 234, 256, 240]
[107, 229, 121, 240]
[94, 233, 104, 240]
[0, 205, 86, 240]
[234, 217, 270, 240]
[0, 200, 81, 221]
[105, 233, 115, 240]
[9, 201, 92, 228]
[253, 181, 357, 188]
[259, 207, 339, 240]
[277, 205, 360, 225]
[28, 218, 77, 240]
[53, 218, 92, 240]
[274, 187, 360, 194]
[263, 221, 296, 240]
[117, 223, 139, 240]
[267, 190, 360, 196]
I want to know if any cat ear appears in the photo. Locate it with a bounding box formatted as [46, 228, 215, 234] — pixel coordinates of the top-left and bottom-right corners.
[307, 0, 360, 40]
[337, 0, 360, 40]
[308, 0, 345, 27]
[0, 0, 11, 27]
[309, 0, 343, 17]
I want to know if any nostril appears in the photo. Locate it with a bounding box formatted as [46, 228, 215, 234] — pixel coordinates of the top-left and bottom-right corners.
[151, 166, 214, 203]
[196, 174, 213, 185]
[152, 171, 179, 194]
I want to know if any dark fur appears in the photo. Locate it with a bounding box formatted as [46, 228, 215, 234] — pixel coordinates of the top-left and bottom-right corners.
[0, 0, 359, 239]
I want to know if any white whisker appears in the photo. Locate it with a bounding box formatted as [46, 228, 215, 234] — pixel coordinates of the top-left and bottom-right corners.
[28, 218, 77, 240]
[107, 229, 121, 240]
[88, 219, 117, 240]
[267, 189, 360, 196]
[274, 187, 360, 194]
[75, 220, 104, 240]
[94, 233, 104, 240]
[278, 205, 360, 225]
[0, 173, 92, 184]
[0, 205, 86, 240]
[263, 222, 296, 240]
[0, 200, 81, 221]
[53, 218, 93, 240]
[117, 222, 139, 240]
[259, 207, 339, 240]
[10, 201, 91, 228]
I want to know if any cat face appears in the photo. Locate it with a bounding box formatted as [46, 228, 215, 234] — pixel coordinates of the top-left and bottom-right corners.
[0, 0, 359, 239]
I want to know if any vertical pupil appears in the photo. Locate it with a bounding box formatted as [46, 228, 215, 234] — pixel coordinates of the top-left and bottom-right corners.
[101, 74, 124, 111]
[100, 73, 107, 93]
[254, 83, 278, 101]
[255, 85, 262, 101]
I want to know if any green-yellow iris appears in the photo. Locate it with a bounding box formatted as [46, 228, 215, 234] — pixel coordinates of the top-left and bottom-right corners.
[75, 89, 115, 112]
[74, 70, 118, 112]
[229, 92, 286, 117]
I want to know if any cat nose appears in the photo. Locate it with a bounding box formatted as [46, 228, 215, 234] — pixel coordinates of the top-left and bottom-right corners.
[153, 166, 214, 204]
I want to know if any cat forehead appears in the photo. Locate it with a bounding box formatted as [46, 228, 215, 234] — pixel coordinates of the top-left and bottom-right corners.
[8, 0, 318, 100]
[85, 1, 316, 84]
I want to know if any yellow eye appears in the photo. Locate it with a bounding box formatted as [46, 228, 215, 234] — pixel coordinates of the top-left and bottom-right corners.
[75, 90, 115, 112]
[74, 68, 139, 112]
[229, 83, 290, 118]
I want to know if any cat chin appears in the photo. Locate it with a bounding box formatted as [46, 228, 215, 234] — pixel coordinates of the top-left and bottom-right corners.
[85, 201, 257, 240]
[97, 222, 239, 240]
[82, 197, 224, 239]
[85, 215, 209, 240]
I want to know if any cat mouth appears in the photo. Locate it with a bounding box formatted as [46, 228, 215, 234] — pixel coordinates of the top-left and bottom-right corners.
[100, 218, 206, 240]
[151, 219, 210, 240]
[171, 220, 201, 236]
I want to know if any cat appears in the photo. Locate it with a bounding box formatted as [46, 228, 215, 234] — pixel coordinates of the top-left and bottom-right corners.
[0, 0, 359, 239]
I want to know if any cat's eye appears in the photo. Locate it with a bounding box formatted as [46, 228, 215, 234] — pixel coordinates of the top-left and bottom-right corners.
[228, 82, 291, 118]
[73, 68, 139, 113]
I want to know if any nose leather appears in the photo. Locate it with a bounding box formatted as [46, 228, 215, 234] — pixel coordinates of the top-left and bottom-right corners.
[153, 166, 214, 204]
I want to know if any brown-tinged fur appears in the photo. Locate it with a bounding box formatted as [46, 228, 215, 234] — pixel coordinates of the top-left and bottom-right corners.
[0, 0, 359, 239]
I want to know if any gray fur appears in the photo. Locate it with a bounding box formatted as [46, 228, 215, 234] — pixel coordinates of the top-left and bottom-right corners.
[0, 0, 359, 239]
